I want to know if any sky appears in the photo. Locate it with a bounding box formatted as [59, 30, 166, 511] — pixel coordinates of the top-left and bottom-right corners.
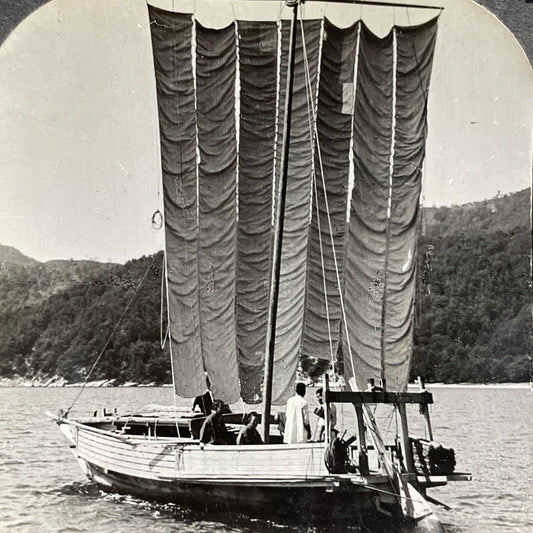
[0, 0, 531, 263]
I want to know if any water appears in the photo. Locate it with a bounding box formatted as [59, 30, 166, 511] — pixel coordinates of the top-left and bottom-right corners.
[0, 386, 532, 532]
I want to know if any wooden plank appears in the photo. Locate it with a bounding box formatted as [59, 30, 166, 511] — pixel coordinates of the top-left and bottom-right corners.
[76, 431, 178, 478]
[75, 425, 331, 478]
[325, 390, 433, 405]
[77, 434, 176, 470]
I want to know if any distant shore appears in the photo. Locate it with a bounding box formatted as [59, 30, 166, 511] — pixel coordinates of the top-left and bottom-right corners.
[0, 376, 172, 388]
[0, 376, 530, 390]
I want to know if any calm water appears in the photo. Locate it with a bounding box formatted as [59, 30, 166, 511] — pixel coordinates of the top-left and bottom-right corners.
[0, 386, 532, 532]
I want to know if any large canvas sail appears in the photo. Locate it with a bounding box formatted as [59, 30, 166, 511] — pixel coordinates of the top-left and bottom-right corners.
[236, 21, 279, 403]
[300, 19, 358, 364]
[271, 19, 322, 404]
[149, 5, 438, 402]
[149, 9, 205, 398]
[342, 20, 438, 391]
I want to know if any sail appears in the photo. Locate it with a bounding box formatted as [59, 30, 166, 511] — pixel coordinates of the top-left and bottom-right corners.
[342, 20, 438, 392]
[300, 19, 358, 364]
[149, 5, 438, 401]
[149, 8, 205, 398]
[195, 21, 240, 403]
[271, 19, 321, 404]
[236, 21, 278, 403]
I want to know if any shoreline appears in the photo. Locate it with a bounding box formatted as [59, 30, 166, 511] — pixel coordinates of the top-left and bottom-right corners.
[0, 376, 530, 390]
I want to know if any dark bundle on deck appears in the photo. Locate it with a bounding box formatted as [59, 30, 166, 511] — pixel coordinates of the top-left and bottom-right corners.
[411, 438, 456, 476]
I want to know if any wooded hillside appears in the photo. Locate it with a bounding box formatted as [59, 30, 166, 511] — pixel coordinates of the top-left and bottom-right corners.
[0, 189, 530, 385]
[412, 190, 531, 382]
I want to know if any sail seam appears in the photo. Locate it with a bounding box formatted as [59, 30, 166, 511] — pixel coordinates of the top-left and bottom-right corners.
[343, 21, 361, 389]
[380, 27, 398, 383]
[272, 20, 283, 227]
[192, 17, 205, 372]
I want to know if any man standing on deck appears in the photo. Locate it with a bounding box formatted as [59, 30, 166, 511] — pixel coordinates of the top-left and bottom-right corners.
[314, 387, 337, 442]
[283, 383, 311, 444]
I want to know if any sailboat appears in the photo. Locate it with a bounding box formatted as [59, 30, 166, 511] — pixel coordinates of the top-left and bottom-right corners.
[50, 0, 470, 528]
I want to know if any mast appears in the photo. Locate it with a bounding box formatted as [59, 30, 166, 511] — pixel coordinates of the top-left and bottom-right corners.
[261, 0, 299, 443]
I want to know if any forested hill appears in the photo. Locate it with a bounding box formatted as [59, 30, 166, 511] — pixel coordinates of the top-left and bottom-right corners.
[411, 189, 531, 383]
[0, 188, 531, 385]
[0, 250, 169, 384]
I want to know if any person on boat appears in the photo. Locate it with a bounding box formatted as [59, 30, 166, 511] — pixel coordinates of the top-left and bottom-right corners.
[283, 382, 311, 444]
[192, 373, 213, 415]
[274, 411, 286, 438]
[324, 433, 358, 474]
[199, 399, 229, 445]
[365, 378, 384, 392]
[236, 411, 263, 445]
[313, 387, 337, 442]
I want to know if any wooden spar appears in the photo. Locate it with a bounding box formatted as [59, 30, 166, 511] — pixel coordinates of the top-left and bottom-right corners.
[353, 404, 369, 475]
[323, 374, 330, 445]
[261, 0, 299, 443]
[397, 403, 416, 475]
[326, 390, 433, 405]
[246, 0, 443, 10]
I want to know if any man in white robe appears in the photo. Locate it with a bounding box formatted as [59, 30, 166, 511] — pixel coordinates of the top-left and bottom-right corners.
[283, 383, 311, 444]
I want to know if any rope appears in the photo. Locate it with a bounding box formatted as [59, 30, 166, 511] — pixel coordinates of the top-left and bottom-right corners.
[66, 255, 158, 415]
[297, 34, 400, 502]
[363, 482, 418, 504]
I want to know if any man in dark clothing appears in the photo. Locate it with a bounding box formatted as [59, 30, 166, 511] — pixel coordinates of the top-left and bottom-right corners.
[237, 412, 263, 445]
[192, 389, 213, 415]
[199, 400, 229, 445]
[192, 374, 213, 415]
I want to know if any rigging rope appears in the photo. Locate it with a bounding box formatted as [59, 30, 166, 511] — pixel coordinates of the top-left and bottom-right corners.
[65, 254, 158, 415]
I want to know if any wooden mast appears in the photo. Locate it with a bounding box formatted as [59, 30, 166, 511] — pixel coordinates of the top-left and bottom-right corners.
[262, 0, 299, 443]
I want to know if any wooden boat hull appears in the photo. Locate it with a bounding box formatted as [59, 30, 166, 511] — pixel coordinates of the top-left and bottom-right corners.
[57, 417, 389, 522]
[53, 414, 468, 528]
[84, 460, 377, 521]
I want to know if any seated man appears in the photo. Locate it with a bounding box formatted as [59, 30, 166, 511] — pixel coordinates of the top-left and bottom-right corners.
[236, 411, 263, 445]
[199, 400, 229, 445]
[313, 387, 337, 442]
[324, 434, 358, 474]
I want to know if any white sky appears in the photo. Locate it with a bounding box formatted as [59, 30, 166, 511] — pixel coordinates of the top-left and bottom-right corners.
[0, 0, 531, 263]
